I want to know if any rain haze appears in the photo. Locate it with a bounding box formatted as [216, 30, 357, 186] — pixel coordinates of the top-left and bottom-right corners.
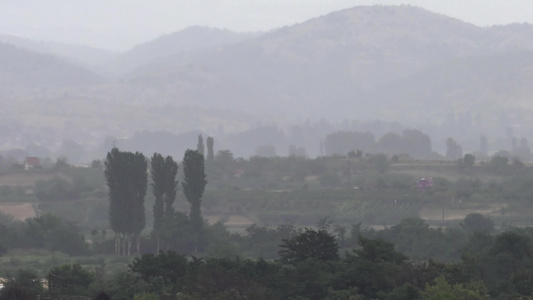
[1, 1, 533, 50]
[1, 0, 533, 160]
[3, 2, 533, 298]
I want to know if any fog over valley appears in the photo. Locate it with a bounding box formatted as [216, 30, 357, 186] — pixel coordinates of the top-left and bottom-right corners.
[4, 3, 533, 299]
[1, 5, 533, 162]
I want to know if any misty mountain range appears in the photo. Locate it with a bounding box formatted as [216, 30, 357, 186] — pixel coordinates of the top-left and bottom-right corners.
[1, 5, 533, 162]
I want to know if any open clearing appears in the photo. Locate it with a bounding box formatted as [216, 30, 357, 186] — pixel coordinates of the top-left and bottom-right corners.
[0, 172, 58, 186]
[0, 203, 36, 220]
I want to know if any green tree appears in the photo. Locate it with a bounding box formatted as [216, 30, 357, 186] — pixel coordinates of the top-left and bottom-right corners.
[421, 276, 489, 300]
[151, 153, 178, 253]
[197, 135, 205, 156]
[105, 148, 148, 255]
[0, 280, 34, 300]
[446, 137, 463, 160]
[48, 263, 95, 297]
[206, 136, 215, 161]
[368, 153, 390, 173]
[0, 269, 43, 300]
[151, 154, 165, 254]
[279, 228, 339, 264]
[332, 237, 407, 299]
[461, 213, 494, 234]
[489, 155, 509, 174]
[182, 149, 207, 254]
[22, 214, 88, 255]
[461, 153, 476, 170]
[129, 251, 188, 297]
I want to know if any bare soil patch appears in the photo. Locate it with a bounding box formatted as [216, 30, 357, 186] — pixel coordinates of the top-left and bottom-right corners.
[206, 215, 254, 226]
[0, 203, 36, 220]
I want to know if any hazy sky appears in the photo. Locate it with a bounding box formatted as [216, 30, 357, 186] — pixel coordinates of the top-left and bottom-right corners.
[1, 0, 532, 51]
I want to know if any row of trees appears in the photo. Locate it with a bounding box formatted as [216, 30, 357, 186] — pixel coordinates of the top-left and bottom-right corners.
[6, 222, 533, 299]
[105, 148, 206, 255]
[325, 129, 533, 162]
[324, 129, 434, 159]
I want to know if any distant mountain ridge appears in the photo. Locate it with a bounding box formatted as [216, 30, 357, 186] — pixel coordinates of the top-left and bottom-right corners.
[99, 26, 261, 76]
[0, 41, 102, 95]
[3, 5, 533, 158]
[119, 5, 533, 119]
[0, 33, 118, 68]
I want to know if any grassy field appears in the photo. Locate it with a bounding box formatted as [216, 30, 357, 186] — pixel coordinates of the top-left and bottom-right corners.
[0, 160, 530, 231]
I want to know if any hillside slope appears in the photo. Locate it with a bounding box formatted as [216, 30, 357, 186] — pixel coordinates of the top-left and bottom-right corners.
[123, 5, 533, 119]
[0, 42, 103, 96]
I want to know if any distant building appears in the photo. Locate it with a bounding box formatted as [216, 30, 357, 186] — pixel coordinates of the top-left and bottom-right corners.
[24, 157, 40, 170]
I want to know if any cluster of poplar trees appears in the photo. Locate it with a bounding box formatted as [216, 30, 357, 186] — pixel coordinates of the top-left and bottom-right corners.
[105, 147, 206, 255]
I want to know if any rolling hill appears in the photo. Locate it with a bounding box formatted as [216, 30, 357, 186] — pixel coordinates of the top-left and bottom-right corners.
[0, 41, 102, 96]
[0, 33, 117, 69]
[99, 26, 260, 76]
[121, 5, 533, 120]
[3, 5, 533, 159]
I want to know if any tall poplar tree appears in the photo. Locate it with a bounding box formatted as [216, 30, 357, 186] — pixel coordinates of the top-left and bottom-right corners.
[206, 136, 214, 161]
[151, 153, 165, 253]
[105, 148, 147, 255]
[197, 135, 205, 156]
[182, 149, 207, 254]
[151, 153, 178, 253]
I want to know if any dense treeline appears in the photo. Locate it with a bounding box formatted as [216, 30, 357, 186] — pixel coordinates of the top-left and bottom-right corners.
[4, 223, 533, 299]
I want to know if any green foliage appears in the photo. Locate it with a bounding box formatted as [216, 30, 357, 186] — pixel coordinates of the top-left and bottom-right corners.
[325, 287, 364, 300]
[461, 153, 476, 170]
[197, 135, 205, 156]
[206, 136, 215, 161]
[22, 214, 88, 255]
[100, 270, 151, 300]
[368, 153, 390, 173]
[331, 236, 407, 299]
[461, 213, 495, 234]
[182, 149, 207, 252]
[0, 269, 43, 299]
[377, 218, 463, 261]
[151, 153, 179, 251]
[421, 276, 490, 299]
[279, 228, 339, 264]
[48, 263, 95, 296]
[242, 223, 298, 259]
[134, 293, 160, 300]
[130, 251, 188, 295]
[384, 283, 420, 300]
[105, 147, 147, 255]
[489, 155, 509, 174]
[0, 280, 34, 300]
[446, 137, 463, 160]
